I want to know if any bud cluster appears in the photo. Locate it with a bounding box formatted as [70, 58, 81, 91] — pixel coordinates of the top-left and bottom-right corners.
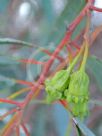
[45, 45, 89, 118]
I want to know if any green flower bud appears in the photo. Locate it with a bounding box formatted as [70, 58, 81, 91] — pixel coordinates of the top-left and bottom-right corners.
[46, 91, 62, 103]
[45, 69, 70, 103]
[66, 70, 89, 117]
[72, 102, 88, 117]
[45, 45, 85, 104]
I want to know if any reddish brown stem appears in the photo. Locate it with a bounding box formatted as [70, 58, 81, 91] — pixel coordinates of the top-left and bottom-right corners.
[16, 80, 34, 86]
[70, 41, 80, 50]
[15, 126, 20, 136]
[59, 100, 68, 109]
[18, 59, 46, 65]
[42, 49, 64, 62]
[66, 44, 73, 53]
[90, 5, 102, 12]
[0, 108, 19, 121]
[0, 98, 22, 107]
[74, 28, 85, 42]
[1, 112, 22, 136]
[21, 123, 30, 136]
[67, 0, 92, 32]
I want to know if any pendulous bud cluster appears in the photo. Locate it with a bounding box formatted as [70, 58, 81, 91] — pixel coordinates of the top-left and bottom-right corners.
[45, 44, 90, 118]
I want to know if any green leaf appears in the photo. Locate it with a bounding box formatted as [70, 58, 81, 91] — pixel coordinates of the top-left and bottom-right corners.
[0, 38, 35, 47]
[76, 124, 82, 136]
[87, 56, 102, 91]
[73, 118, 96, 136]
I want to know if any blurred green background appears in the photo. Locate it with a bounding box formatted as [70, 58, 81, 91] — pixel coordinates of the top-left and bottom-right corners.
[0, 0, 102, 136]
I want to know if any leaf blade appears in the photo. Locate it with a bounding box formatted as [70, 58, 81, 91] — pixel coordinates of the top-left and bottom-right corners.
[0, 38, 35, 47]
[73, 118, 96, 136]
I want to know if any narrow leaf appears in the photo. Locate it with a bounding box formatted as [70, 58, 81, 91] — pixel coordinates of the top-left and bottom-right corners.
[73, 118, 95, 136]
[0, 38, 35, 47]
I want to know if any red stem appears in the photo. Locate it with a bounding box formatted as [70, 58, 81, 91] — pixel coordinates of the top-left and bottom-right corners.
[59, 100, 68, 109]
[0, 108, 19, 121]
[18, 59, 46, 65]
[2, 112, 22, 136]
[90, 5, 102, 12]
[66, 44, 73, 53]
[67, 0, 92, 32]
[21, 123, 30, 136]
[0, 98, 22, 107]
[42, 49, 64, 62]
[70, 41, 80, 50]
[16, 79, 34, 86]
[15, 126, 20, 136]
[74, 28, 85, 42]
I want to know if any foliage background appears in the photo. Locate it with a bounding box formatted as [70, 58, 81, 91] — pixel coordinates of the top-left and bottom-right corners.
[0, 0, 102, 135]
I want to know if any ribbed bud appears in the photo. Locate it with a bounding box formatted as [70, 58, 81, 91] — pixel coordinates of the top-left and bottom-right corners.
[45, 69, 70, 103]
[65, 70, 89, 117]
